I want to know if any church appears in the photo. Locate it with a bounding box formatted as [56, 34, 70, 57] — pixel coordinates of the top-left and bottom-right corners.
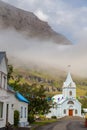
[46, 72, 81, 118]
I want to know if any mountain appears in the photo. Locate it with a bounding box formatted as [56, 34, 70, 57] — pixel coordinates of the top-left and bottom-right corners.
[0, 0, 71, 44]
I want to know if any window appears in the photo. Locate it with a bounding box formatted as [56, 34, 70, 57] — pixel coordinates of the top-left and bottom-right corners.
[75, 109, 78, 114]
[25, 107, 26, 118]
[64, 109, 66, 114]
[11, 104, 14, 109]
[20, 107, 23, 118]
[67, 101, 74, 104]
[0, 72, 2, 88]
[3, 76, 6, 89]
[70, 83, 72, 87]
[0, 102, 3, 118]
[69, 91, 72, 96]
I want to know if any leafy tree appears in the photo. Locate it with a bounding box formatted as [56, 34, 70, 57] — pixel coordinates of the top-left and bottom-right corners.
[18, 84, 51, 115]
[80, 97, 87, 108]
[79, 92, 87, 109]
[7, 65, 13, 82]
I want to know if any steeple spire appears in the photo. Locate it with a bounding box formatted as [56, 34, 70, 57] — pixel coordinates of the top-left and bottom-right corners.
[65, 72, 73, 86]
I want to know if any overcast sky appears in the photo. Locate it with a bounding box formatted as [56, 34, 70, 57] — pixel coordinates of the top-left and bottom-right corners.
[2, 0, 87, 43]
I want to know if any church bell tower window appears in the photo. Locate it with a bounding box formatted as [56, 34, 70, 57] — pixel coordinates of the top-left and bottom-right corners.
[69, 91, 72, 96]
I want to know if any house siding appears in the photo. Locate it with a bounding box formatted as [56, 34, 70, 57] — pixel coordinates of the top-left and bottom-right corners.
[0, 52, 29, 128]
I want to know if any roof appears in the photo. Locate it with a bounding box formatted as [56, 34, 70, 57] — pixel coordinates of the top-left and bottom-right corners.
[7, 85, 29, 103]
[52, 94, 81, 105]
[52, 94, 64, 103]
[7, 85, 15, 93]
[15, 92, 29, 104]
[0, 52, 6, 64]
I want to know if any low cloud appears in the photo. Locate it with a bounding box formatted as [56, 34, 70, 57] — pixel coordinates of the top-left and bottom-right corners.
[0, 28, 87, 77]
[35, 9, 48, 21]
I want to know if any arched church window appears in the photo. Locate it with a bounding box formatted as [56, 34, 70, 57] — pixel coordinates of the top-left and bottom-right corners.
[69, 91, 72, 96]
[67, 101, 74, 104]
[75, 109, 78, 114]
[64, 109, 66, 114]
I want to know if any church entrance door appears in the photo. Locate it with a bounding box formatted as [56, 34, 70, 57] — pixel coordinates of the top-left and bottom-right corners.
[69, 109, 73, 116]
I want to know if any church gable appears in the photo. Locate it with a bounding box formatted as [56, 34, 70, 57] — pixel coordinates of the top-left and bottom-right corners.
[0, 52, 8, 89]
[0, 52, 7, 74]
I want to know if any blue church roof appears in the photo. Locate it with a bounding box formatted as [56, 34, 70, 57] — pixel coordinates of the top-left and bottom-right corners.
[15, 92, 29, 103]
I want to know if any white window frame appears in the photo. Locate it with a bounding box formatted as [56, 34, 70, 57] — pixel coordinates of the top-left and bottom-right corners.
[25, 107, 26, 118]
[20, 106, 23, 118]
[64, 109, 66, 114]
[0, 102, 3, 118]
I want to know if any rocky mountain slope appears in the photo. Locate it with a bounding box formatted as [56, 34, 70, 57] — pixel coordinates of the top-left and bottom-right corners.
[0, 0, 71, 44]
[9, 68, 87, 97]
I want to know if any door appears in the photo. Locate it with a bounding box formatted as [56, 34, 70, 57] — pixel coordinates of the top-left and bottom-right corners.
[69, 109, 73, 116]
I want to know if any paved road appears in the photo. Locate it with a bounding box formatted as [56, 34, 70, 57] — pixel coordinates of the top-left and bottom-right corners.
[36, 117, 87, 130]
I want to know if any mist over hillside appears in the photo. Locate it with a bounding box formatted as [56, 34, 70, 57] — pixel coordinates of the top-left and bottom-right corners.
[0, 0, 87, 77]
[0, 28, 87, 77]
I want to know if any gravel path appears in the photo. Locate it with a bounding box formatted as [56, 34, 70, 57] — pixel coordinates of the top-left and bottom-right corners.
[35, 117, 86, 130]
[67, 120, 87, 130]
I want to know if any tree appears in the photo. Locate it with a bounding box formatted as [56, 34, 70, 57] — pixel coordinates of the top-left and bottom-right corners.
[18, 84, 51, 115]
[7, 65, 13, 82]
[79, 92, 87, 109]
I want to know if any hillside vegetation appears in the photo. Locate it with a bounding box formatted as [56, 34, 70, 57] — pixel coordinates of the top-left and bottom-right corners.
[9, 67, 87, 97]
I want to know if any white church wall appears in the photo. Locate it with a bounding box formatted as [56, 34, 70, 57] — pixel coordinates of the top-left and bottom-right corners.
[46, 104, 62, 118]
[46, 98, 81, 118]
[63, 88, 76, 99]
[60, 99, 81, 117]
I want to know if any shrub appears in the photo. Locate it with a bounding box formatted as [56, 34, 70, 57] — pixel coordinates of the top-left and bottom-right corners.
[39, 115, 46, 120]
[51, 116, 57, 119]
[28, 114, 34, 123]
[14, 110, 19, 126]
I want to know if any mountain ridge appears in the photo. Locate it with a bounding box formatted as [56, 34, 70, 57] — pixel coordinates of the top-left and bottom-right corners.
[0, 0, 72, 44]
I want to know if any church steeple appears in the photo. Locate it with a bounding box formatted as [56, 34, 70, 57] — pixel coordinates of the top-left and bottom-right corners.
[65, 72, 73, 86]
[62, 72, 76, 99]
[63, 72, 76, 88]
